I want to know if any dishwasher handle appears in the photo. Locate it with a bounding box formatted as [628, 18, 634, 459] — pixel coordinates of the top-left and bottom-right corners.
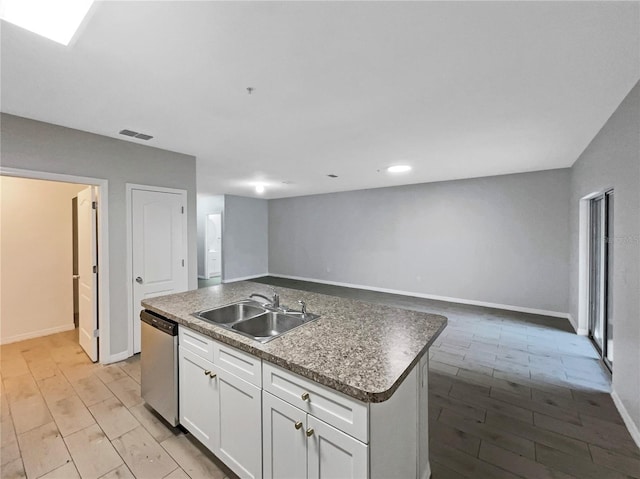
[141, 310, 178, 336]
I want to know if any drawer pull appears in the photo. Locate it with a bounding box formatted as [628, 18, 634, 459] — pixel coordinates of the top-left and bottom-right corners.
[306, 427, 314, 437]
[204, 370, 211, 376]
[301, 392, 310, 401]
[208, 371, 217, 378]
[294, 421, 303, 430]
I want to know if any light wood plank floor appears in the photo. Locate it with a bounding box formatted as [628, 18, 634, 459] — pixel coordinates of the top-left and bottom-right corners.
[2, 276, 639, 478]
[0, 329, 235, 479]
[252, 276, 640, 479]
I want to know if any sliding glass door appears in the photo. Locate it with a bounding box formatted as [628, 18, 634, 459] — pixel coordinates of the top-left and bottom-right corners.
[588, 190, 613, 369]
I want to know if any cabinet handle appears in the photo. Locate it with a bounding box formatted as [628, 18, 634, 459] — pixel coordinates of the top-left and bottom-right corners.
[306, 427, 314, 437]
[294, 421, 303, 430]
[204, 370, 211, 376]
[301, 392, 310, 401]
[208, 372, 217, 378]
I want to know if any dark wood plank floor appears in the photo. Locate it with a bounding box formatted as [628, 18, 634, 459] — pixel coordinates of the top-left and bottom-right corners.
[252, 276, 640, 479]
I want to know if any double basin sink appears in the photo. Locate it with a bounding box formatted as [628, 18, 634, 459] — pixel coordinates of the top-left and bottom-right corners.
[192, 300, 320, 343]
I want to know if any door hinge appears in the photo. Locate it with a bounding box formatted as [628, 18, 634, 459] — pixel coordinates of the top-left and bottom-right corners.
[93, 329, 100, 338]
[182, 259, 185, 267]
[93, 265, 98, 273]
[92, 201, 97, 210]
[181, 206, 184, 214]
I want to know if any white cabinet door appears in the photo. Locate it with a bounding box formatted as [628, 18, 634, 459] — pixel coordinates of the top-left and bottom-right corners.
[179, 347, 218, 450]
[216, 369, 263, 479]
[307, 416, 368, 479]
[263, 392, 307, 479]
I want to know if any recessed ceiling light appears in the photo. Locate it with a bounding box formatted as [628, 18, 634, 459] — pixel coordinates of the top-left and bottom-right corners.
[0, 0, 95, 46]
[255, 184, 265, 194]
[387, 165, 412, 173]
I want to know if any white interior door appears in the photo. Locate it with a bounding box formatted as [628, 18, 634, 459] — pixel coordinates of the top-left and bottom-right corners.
[77, 186, 98, 362]
[206, 213, 221, 277]
[132, 188, 187, 353]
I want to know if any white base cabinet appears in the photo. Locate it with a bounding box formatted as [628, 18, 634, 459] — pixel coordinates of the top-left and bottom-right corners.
[177, 326, 430, 479]
[178, 328, 262, 479]
[263, 391, 368, 479]
[179, 347, 217, 449]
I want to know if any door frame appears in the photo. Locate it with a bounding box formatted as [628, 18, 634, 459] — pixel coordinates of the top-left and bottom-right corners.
[0, 167, 110, 362]
[205, 212, 222, 279]
[578, 188, 614, 364]
[126, 183, 188, 357]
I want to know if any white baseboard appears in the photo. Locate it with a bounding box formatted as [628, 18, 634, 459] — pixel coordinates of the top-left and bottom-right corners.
[223, 273, 269, 284]
[0, 324, 75, 345]
[268, 273, 571, 320]
[198, 275, 208, 279]
[104, 350, 131, 365]
[611, 390, 640, 449]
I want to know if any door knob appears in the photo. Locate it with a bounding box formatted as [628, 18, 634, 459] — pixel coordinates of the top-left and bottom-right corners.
[135, 277, 143, 284]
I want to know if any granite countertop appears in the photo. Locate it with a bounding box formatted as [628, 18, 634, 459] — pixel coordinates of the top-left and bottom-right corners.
[142, 282, 447, 403]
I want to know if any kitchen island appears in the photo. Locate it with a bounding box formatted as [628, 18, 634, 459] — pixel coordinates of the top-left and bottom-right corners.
[142, 281, 447, 479]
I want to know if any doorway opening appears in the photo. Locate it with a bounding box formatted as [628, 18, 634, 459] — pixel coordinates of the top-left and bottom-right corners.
[588, 189, 614, 371]
[197, 194, 224, 288]
[0, 176, 99, 362]
[203, 213, 222, 285]
[0, 167, 110, 363]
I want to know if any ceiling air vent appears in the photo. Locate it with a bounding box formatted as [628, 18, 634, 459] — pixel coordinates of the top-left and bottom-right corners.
[119, 129, 154, 141]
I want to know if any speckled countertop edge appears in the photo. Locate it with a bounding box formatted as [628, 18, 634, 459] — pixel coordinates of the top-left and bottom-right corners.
[142, 282, 447, 403]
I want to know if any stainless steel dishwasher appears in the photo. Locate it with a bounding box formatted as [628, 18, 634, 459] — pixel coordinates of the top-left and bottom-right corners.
[140, 310, 179, 426]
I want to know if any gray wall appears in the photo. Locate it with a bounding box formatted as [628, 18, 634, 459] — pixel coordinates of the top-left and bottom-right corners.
[0, 113, 198, 359]
[223, 195, 269, 281]
[269, 169, 571, 313]
[569, 81, 640, 436]
[197, 195, 224, 277]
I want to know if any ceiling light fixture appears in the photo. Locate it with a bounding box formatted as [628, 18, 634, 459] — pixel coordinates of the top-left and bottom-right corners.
[0, 0, 95, 46]
[387, 165, 412, 173]
[255, 184, 265, 194]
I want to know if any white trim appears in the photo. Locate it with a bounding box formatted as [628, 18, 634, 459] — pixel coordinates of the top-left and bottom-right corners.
[198, 275, 209, 280]
[0, 167, 111, 363]
[103, 350, 130, 365]
[222, 273, 269, 284]
[268, 273, 571, 319]
[611, 390, 640, 449]
[567, 314, 588, 335]
[0, 324, 75, 345]
[126, 183, 189, 357]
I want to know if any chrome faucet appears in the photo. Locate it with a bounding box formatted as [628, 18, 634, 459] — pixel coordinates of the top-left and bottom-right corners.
[250, 289, 280, 309]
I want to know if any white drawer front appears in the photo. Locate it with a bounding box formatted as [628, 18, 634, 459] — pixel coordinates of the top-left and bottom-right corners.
[179, 326, 214, 361]
[214, 342, 262, 388]
[263, 363, 368, 443]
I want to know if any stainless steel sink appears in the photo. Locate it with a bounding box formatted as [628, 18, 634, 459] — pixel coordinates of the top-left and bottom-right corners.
[193, 301, 266, 324]
[231, 312, 303, 340]
[192, 299, 320, 343]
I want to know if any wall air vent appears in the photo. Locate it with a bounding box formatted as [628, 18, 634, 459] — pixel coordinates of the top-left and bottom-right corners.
[119, 129, 154, 141]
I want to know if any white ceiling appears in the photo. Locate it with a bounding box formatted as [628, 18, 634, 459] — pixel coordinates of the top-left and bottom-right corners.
[2, 1, 638, 199]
